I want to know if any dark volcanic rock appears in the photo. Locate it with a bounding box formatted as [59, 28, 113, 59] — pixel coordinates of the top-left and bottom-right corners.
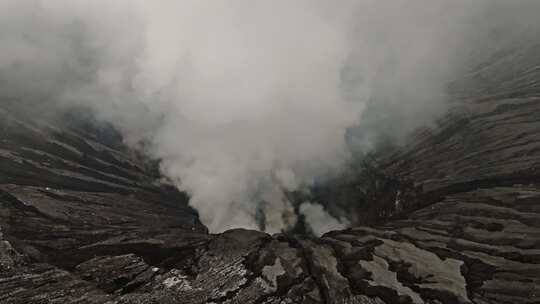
[2, 27, 540, 304]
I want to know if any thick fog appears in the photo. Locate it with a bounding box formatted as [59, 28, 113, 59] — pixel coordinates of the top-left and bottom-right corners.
[1, 0, 537, 234]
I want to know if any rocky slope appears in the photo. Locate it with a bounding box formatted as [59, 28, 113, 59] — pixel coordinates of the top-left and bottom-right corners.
[2, 31, 540, 304]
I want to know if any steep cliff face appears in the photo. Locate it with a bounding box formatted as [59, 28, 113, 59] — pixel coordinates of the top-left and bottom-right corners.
[2, 33, 540, 304]
[0, 105, 210, 302]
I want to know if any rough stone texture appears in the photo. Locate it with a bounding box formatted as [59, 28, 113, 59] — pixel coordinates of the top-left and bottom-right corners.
[1, 27, 540, 304]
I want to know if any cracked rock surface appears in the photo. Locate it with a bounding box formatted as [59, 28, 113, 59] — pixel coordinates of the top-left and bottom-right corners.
[2, 30, 540, 304]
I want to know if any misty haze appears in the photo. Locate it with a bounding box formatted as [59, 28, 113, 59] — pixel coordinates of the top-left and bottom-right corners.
[1, 1, 540, 303]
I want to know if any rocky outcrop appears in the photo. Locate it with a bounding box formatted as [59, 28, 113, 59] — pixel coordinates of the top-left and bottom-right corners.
[0, 105, 209, 303]
[2, 29, 540, 304]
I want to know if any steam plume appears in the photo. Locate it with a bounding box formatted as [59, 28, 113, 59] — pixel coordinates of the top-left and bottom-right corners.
[1, 0, 537, 233]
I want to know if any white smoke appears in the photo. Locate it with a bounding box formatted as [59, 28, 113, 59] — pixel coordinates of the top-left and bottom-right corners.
[300, 202, 349, 237]
[1, 0, 536, 233]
